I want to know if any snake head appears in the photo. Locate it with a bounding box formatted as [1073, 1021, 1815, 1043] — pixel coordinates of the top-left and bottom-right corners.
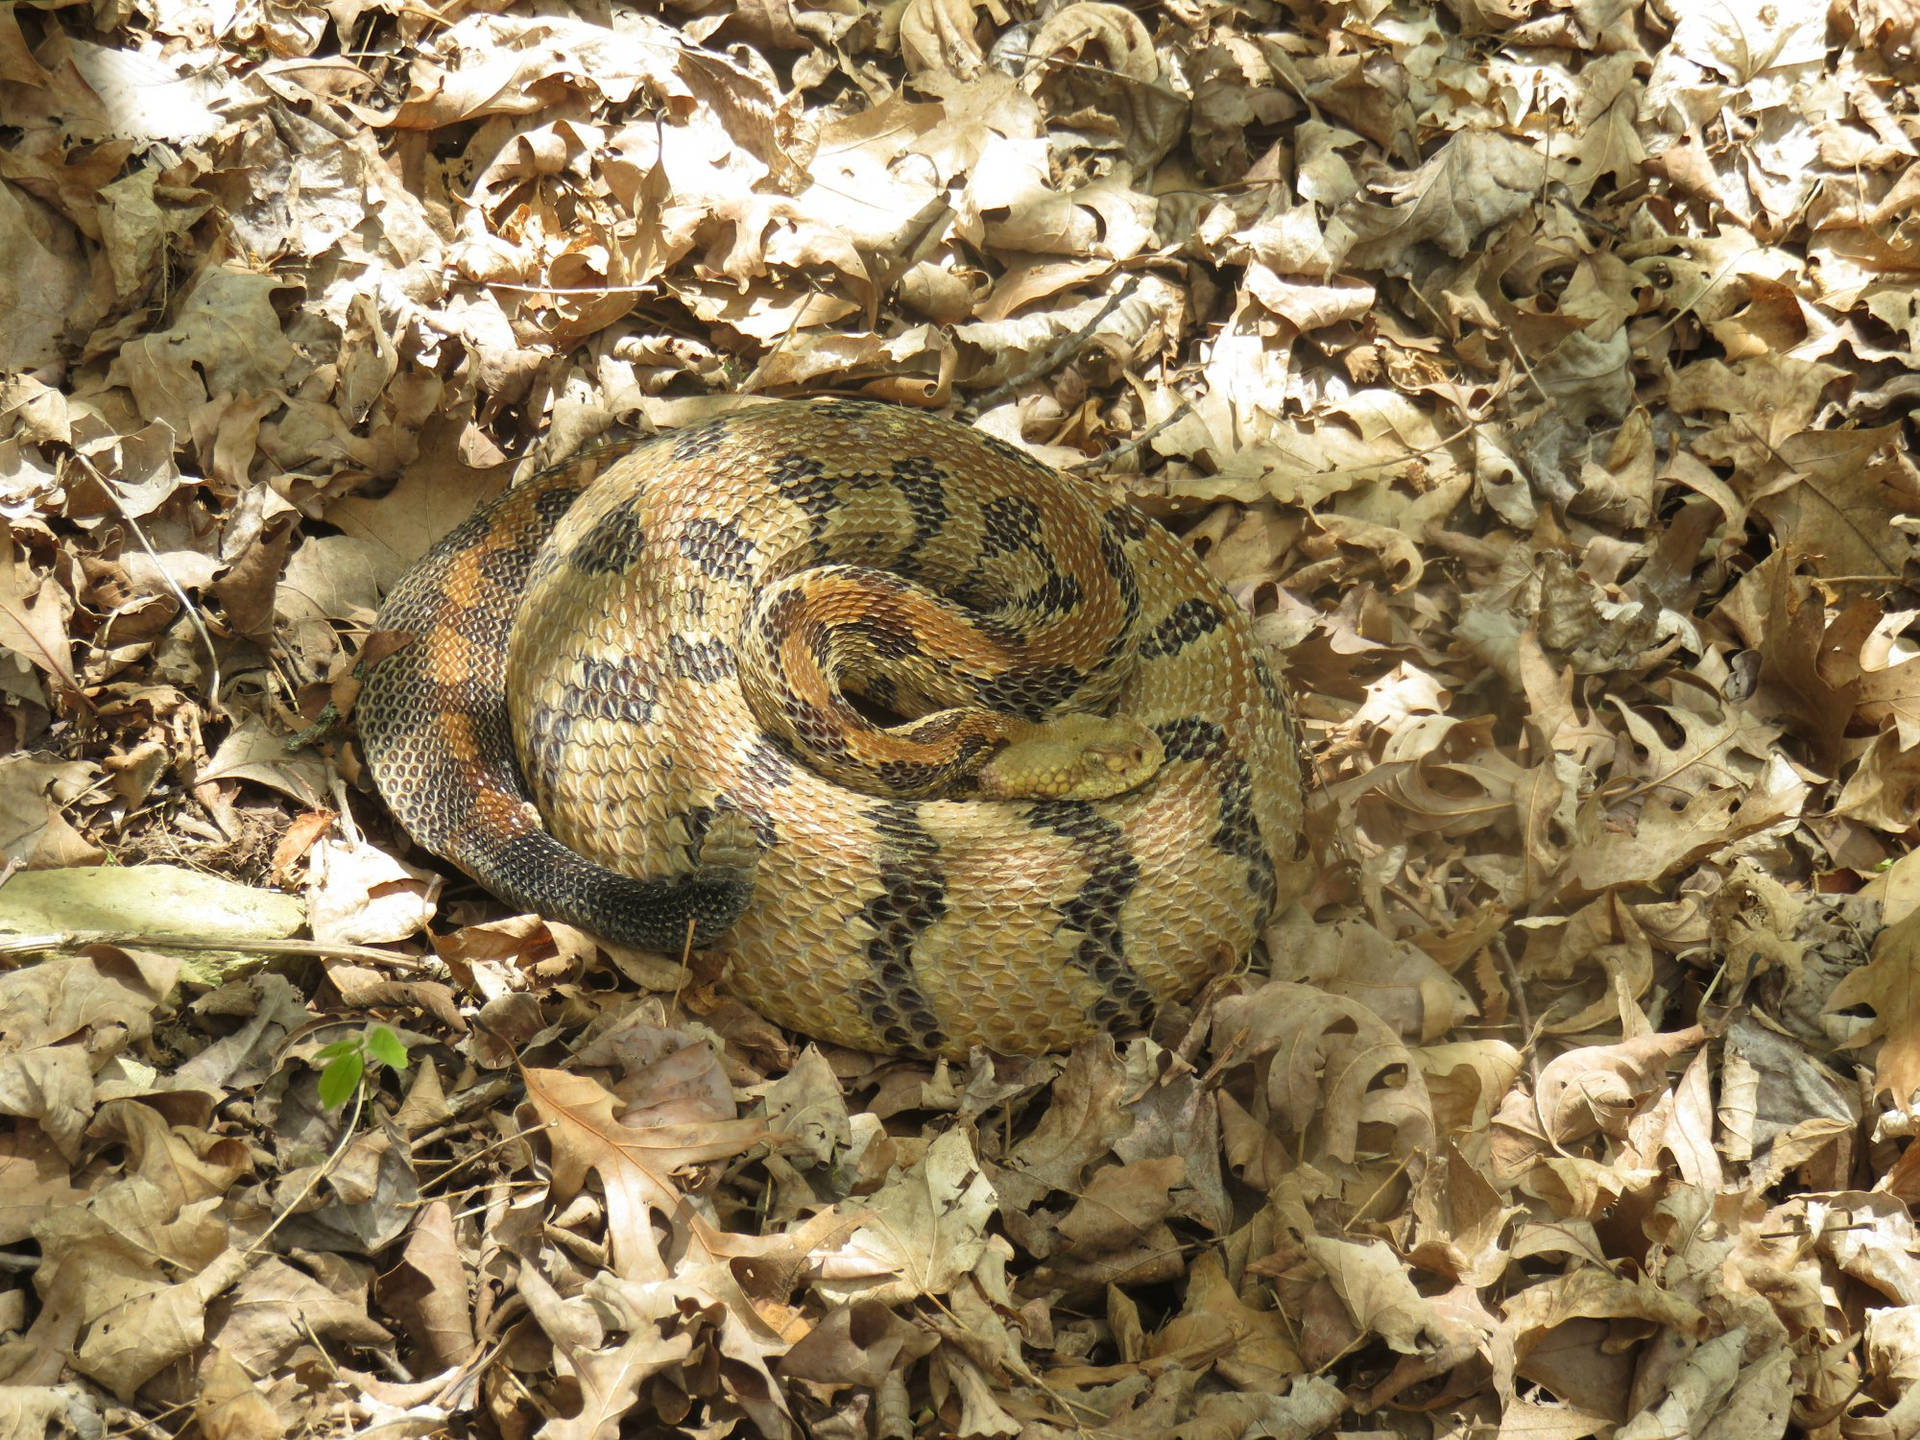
[970, 714, 1165, 801]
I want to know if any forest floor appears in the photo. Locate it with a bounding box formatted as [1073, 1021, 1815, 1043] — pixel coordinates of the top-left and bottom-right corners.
[3, 0, 1920, 1435]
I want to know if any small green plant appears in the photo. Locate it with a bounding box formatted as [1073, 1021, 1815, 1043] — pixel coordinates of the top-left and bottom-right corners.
[315, 1024, 411, 1110]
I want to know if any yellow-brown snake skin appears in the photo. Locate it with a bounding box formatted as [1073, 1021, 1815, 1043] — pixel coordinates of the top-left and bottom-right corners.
[358, 400, 1307, 1056]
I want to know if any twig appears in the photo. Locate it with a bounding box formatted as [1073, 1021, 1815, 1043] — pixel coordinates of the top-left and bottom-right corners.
[239, 1081, 367, 1260]
[1067, 399, 1195, 475]
[971, 280, 1141, 412]
[0, 931, 438, 968]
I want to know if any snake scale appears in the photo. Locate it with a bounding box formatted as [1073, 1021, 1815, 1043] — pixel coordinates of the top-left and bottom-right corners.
[357, 400, 1307, 1056]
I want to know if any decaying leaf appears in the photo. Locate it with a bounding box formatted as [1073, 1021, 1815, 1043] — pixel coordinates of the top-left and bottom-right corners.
[3, 0, 1917, 1430]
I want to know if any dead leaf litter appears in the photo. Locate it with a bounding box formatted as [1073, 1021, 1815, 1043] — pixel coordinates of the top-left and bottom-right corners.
[2, 0, 1919, 1434]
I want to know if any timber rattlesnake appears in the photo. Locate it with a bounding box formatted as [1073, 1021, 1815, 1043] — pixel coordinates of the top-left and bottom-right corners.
[358, 400, 1307, 1056]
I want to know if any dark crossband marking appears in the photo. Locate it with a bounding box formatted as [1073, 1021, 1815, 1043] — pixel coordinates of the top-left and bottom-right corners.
[669, 420, 730, 463]
[1025, 799, 1157, 1032]
[568, 497, 648, 575]
[1156, 717, 1278, 918]
[890, 456, 950, 542]
[1023, 570, 1082, 619]
[667, 635, 735, 683]
[520, 702, 575, 800]
[678, 516, 757, 583]
[979, 494, 1047, 557]
[576, 656, 659, 725]
[849, 802, 949, 1053]
[781, 694, 855, 765]
[532, 484, 586, 527]
[1140, 598, 1225, 659]
[973, 663, 1085, 721]
[740, 736, 795, 790]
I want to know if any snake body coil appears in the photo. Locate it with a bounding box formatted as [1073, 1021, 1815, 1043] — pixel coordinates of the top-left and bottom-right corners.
[359, 400, 1306, 1056]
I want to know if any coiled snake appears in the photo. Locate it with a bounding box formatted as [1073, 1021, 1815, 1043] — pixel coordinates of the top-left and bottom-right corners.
[358, 400, 1307, 1056]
